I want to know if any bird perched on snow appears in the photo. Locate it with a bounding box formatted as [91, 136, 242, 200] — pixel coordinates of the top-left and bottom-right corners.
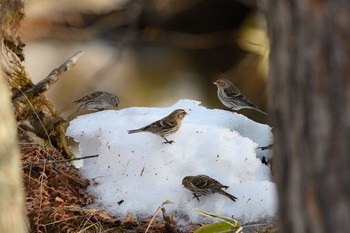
[182, 175, 237, 202]
[128, 109, 187, 144]
[213, 78, 267, 115]
[68, 91, 119, 119]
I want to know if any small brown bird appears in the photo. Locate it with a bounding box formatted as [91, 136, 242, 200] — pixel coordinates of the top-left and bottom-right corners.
[68, 91, 119, 119]
[128, 109, 187, 144]
[182, 175, 237, 202]
[213, 78, 267, 115]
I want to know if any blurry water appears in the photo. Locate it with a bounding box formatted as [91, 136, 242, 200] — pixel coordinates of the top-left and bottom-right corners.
[23, 0, 269, 123]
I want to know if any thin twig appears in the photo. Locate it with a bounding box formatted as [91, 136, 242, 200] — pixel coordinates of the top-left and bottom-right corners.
[145, 200, 173, 233]
[161, 207, 179, 233]
[24, 154, 98, 167]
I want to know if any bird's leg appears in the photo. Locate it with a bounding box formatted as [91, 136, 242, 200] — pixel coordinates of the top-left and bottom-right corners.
[262, 157, 269, 165]
[162, 137, 174, 144]
[192, 193, 200, 202]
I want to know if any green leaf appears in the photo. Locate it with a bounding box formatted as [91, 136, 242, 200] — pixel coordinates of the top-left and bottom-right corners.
[193, 209, 240, 227]
[192, 209, 242, 233]
[194, 221, 242, 233]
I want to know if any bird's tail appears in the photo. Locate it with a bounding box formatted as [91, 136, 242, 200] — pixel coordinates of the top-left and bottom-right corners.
[127, 128, 143, 134]
[66, 107, 81, 121]
[220, 190, 237, 202]
[255, 107, 268, 116]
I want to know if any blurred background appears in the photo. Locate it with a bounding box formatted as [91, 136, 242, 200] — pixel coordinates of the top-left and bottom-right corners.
[21, 0, 269, 123]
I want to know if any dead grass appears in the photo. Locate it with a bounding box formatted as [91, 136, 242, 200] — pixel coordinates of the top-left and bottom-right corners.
[21, 143, 123, 232]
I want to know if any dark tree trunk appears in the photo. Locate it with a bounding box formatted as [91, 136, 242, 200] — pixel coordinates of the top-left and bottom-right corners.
[263, 0, 350, 232]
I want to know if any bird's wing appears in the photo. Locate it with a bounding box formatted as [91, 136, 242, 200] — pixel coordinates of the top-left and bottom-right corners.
[223, 85, 241, 97]
[111, 95, 120, 105]
[74, 91, 103, 103]
[191, 176, 210, 188]
[138, 121, 159, 131]
[197, 175, 229, 189]
[159, 119, 176, 129]
[225, 87, 259, 109]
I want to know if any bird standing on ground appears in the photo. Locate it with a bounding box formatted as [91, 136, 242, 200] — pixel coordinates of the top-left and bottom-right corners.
[68, 91, 119, 119]
[182, 175, 237, 202]
[213, 78, 267, 115]
[128, 109, 187, 144]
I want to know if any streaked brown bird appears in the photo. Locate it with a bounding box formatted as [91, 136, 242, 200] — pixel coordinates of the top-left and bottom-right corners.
[213, 78, 267, 115]
[68, 91, 119, 119]
[128, 109, 187, 144]
[182, 175, 237, 202]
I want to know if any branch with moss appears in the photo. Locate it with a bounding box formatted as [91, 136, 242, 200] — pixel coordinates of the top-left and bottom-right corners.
[13, 51, 84, 100]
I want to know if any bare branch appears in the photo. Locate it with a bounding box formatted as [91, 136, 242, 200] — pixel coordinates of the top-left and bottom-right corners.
[14, 51, 84, 100]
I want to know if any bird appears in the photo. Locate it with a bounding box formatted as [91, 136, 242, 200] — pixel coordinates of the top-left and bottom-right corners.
[213, 78, 268, 115]
[182, 175, 237, 202]
[127, 109, 187, 144]
[257, 144, 273, 151]
[67, 91, 119, 119]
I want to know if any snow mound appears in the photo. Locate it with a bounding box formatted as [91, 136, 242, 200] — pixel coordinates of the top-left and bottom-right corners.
[66, 99, 276, 224]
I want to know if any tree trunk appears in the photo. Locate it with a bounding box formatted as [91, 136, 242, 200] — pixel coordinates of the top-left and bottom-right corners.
[0, 0, 75, 231]
[0, 65, 27, 233]
[0, 0, 73, 158]
[263, 0, 350, 232]
[0, 1, 27, 232]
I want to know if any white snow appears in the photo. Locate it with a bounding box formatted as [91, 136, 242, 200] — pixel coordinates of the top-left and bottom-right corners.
[66, 99, 276, 224]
